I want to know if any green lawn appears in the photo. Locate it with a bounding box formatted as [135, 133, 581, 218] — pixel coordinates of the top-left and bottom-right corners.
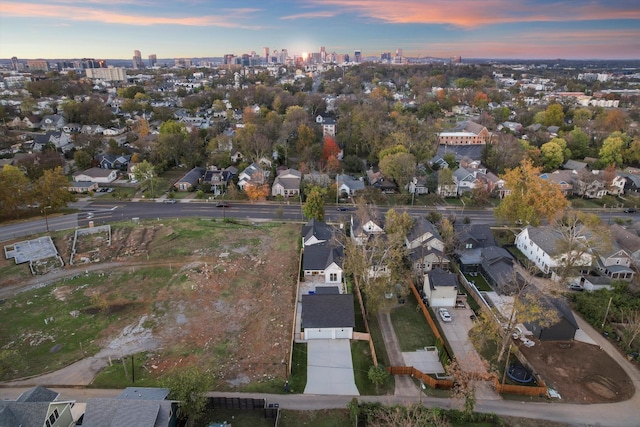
[278, 409, 351, 427]
[288, 343, 307, 394]
[389, 292, 437, 351]
[198, 407, 276, 427]
[351, 340, 394, 395]
[464, 273, 493, 292]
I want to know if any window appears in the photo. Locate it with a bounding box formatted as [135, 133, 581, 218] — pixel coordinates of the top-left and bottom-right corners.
[465, 243, 472, 249]
[330, 273, 337, 282]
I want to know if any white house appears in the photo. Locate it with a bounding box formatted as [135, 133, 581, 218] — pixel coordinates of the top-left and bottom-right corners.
[73, 167, 118, 184]
[301, 294, 354, 340]
[515, 226, 593, 279]
[336, 174, 365, 197]
[302, 244, 344, 285]
[423, 268, 459, 307]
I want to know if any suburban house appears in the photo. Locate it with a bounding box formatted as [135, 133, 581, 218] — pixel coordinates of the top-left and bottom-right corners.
[423, 267, 459, 307]
[173, 167, 205, 191]
[540, 170, 575, 196]
[593, 244, 634, 281]
[301, 293, 354, 340]
[336, 174, 365, 197]
[405, 218, 449, 275]
[453, 167, 481, 194]
[68, 181, 99, 193]
[271, 168, 302, 198]
[428, 155, 449, 170]
[572, 170, 608, 199]
[303, 171, 331, 188]
[610, 224, 640, 268]
[438, 121, 491, 146]
[408, 176, 429, 195]
[478, 246, 516, 293]
[22, 115, 42, 129]
[33, 131, 73, 152]
[40, 114, 66, 131]
[367, 169, 397, 194]
[0, 386, 78, 427]
[97, 153, 131, 170]
[515, 226, 593, 279]
[315, 114, 337, 138]
[73, 167, 118, 184]
[82, 387, 178, 427]
[523, 289, 579, 341]
[237, 162, 269, 191]
[350, 213, 384, 246]
[302, 243, 344, 286]
[618, 170, 640, 194]
[203, 166, 237, 196]
[435, 171, 458, 197]
[477, 171, 509, 198]
[302, 219, 334, 247]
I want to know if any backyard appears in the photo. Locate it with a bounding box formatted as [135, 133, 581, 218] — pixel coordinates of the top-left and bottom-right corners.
[0, 219, 300, 390]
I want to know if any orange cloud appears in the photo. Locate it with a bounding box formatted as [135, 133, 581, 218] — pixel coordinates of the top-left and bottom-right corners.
[0, 2, 263, 28]
[303, 0, 640, 28]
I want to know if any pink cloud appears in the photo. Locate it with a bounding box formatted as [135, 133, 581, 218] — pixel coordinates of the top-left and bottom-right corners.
[303, 0, 640, 28]
[0, 2, 263, 28]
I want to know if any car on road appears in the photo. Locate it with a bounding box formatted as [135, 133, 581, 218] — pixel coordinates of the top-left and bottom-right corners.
[164, 199, 177, 204]
[438, 308, 452, 322]
[216, 203, 230, 208]
[624, 208, 637, 213]
[336, 206, 350, 211]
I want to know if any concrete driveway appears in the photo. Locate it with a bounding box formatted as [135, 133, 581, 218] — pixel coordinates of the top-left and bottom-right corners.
[304, 339, 359, 395]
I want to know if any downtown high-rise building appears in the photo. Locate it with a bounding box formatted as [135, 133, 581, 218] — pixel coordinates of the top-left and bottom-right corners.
[354, 50, 362, 63]
[263, 47, 270, 63]
[132, 50, 144, 69]
[148, 54, 157, 67]
[320, 46, 326, 62]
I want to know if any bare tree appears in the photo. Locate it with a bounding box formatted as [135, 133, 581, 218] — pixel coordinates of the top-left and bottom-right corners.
[369, 403, 451, 427]
[617, 308, 640, 350]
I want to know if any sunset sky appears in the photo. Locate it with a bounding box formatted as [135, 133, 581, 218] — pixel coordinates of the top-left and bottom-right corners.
[1, 0, 639, 60]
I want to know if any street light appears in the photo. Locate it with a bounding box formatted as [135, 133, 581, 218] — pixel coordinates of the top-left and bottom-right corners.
[43, 205, 52, 233]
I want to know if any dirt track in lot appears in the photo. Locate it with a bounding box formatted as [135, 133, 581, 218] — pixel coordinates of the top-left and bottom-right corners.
[518, 340, 634, 404]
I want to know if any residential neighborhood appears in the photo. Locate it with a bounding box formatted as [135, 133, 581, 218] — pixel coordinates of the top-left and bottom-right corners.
[1, 54, 640, 426]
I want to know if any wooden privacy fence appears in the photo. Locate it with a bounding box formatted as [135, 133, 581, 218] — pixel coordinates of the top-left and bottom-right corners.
[387, 366, 454, 389]
[493, 377, 548, 397]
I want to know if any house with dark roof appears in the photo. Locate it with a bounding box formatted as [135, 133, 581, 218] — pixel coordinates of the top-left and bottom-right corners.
[406, 218, 449, 275]
[479, 246, 516, 293]
[173, 167, 205, 191]
[0, 386, 77, 427]
[302, 243, 344, 286]
[301, 294, 354, 340]
[610, 224, 640, 268]
[423, 267, 459, 307]
[301, 219, 334, 247]
[522, 289, 579, 341]
[203, 166, 236, 196]
[82, 387, 177, 427]
[97, 153, 131, 170]
[237, 162, 269, 190]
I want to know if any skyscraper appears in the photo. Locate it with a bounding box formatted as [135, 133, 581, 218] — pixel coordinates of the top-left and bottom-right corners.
[320, 46, 326, 62]
[148, 54, 157, 67]
[10, 56, 20, 71]
[132, 50, 144, 69]
[263, 47, 270, 63]
[354, 50, 362, 63]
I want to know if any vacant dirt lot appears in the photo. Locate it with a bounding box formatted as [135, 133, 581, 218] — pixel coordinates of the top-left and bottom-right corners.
[0, 219, 300, 388]
[519, 340, 634, 404]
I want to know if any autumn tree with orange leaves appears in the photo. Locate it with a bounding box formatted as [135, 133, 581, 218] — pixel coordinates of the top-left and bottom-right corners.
[494, 159, 569, 226]
[244, 182, 270, 202]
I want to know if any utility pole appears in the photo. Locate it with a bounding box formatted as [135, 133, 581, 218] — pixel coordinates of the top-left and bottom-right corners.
[601, 296, 613, 331]
[43, 205, 52, 233]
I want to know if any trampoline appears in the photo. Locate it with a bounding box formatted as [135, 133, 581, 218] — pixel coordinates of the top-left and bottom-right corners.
[507, 364, 533, 384]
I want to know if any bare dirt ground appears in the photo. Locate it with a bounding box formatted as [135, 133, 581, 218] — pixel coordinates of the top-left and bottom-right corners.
[519, 340, 634, 404]
[1, 220, 299, 388]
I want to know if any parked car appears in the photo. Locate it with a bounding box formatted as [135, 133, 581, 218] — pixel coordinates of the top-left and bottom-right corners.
[520, 337, 535, 347]
[624, 208, 637, 213]
[438, 308, 452, 322]
[569, 283, 584, 291]
[164, 199, 177, 204]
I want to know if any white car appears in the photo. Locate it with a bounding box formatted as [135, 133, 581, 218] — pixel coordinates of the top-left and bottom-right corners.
[520, 337, 535, 347]
[438, 308, 452, 322]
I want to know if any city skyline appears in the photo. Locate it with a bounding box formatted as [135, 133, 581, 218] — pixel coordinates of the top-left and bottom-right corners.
[1, 0, 639, 60]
